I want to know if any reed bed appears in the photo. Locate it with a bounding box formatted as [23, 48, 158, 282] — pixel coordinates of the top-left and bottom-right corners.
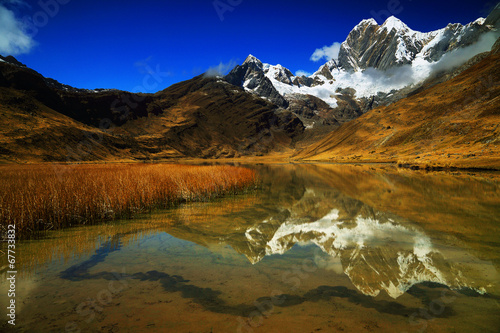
[12, 193, 261, 277]
[0, 163, 257, 239]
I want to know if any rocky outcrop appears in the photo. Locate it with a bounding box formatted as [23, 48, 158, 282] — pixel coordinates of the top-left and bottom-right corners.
[287, 94, 340, 127]
[337, 13, 498, 71]
[225, 55, 289, 108]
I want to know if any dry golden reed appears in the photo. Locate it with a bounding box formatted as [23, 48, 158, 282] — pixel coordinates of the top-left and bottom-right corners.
[13, 193, 262, 277]
[0, 163, 257, 238]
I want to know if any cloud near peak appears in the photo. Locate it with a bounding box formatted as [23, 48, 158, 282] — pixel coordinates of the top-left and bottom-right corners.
[295, 70, 312, 77]
[204, 59, 237, 77]
[310, 42, 341, 62]
[0, 3, 35, 55]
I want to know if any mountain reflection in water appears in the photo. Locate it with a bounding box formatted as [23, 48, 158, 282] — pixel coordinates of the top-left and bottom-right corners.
[156, 164, 500, 300]
[3, 164, 500, 332]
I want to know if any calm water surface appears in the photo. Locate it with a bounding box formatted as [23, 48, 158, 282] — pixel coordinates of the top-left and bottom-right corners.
[1, 164, 500, 332]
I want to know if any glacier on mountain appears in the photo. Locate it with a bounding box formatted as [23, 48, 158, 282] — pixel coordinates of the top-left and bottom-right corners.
[231, 13, 498, 108]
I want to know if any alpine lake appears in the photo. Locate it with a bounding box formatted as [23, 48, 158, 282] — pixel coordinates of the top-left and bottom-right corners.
[1, 163, 499, 333]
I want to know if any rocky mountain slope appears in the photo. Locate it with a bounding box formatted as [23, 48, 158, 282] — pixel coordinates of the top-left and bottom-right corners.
[1, 6, 498, 166]
[0, 57, 304, 163]
[293, 38, 500, 169]
[225, 5, 500, 135]
[123, 75, 304, 159]
[337, 16, 492, 71]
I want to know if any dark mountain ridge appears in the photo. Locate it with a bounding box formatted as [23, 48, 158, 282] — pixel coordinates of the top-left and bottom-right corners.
[0, 57, 304, 162]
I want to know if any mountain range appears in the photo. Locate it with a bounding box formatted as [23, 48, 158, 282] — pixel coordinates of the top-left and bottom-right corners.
[226, 10, 499, 129]
[0, 58, 303, 162]
[294, 39, 500, 168]
[0, 4, 499, 168]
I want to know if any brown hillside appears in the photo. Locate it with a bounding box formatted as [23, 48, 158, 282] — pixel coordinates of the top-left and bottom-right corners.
[0, 59, 304, 163]
[293, 46, 500, 169]
[0, 87, 136, 163]
[121, 76, 304, 159]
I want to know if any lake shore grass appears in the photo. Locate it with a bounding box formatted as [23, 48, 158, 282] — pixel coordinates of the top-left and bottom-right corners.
[0, 163, 257, 239]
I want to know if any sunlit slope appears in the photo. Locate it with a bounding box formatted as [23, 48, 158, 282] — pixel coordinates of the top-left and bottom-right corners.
[0, 58, 304, 163]
[121, 76, 304, 159]
[294, 42, 500, 169]
[0, 87, 130, 163]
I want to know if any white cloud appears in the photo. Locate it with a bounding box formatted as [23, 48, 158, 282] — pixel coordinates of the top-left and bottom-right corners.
[310, 31, 500, 98]
[295, 70, 312, 77]
[429, 31, 498, 73]
[0, 3, 35, 55]
[310, 42, 341, 62]
[204, 59, 237, 77]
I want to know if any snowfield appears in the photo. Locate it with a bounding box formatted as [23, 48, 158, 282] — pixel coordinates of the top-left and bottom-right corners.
[240, 15, 497, 106]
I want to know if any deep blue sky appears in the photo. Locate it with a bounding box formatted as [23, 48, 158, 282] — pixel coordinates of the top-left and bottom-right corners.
[2, 0, 496, 92]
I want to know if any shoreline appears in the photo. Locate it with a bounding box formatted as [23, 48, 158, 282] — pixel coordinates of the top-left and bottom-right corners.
[1, 154, 499, 172]
[0, 164, 258, 240]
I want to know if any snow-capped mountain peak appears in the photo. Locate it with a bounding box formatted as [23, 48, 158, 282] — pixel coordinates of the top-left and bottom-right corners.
[263, 63, 295, 84]
[355, 18, 378, 28]
[225, 5, 499, 128]
[338, 9, 498, 72]
[473, 17, 486, 25]
[243, 54, 263, 68]
[240, 208, 491, 298]
[381, 16, 410, 33]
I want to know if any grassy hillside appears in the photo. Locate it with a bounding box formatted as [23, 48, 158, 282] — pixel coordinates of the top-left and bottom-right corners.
[0, 86, 135, 163]
[0, 60, 304, 163]
[293, 45, 500, 169]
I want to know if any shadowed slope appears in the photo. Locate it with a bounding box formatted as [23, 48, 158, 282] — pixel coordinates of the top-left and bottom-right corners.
[0, 59, 304, 162]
